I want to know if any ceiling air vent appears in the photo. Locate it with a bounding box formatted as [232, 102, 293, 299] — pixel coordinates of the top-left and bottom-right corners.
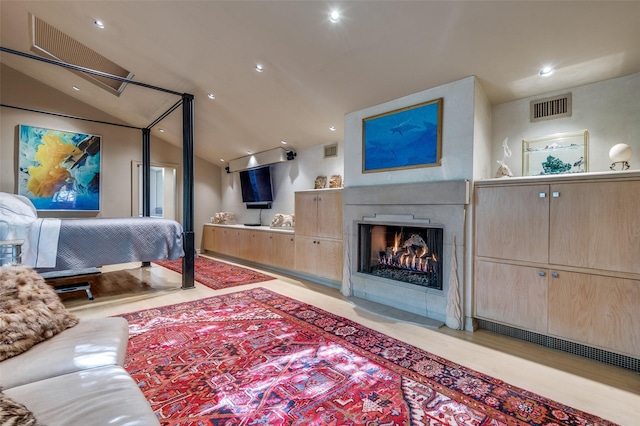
[324, 143, 338, 158]
[530, 93, 572, 122]
[29, 14, 133, 96]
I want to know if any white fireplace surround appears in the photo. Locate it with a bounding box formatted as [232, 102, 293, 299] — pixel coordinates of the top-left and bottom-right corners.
[342, 180, 470, 327]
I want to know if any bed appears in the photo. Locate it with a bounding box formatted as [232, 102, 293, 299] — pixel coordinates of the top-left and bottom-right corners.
[1, 192, 183, 273]
[33, 217, 183, 273]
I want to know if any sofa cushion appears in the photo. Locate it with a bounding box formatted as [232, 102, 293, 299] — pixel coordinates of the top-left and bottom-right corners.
[0, 317, 129, 389]
[0, 389, 41, 426]
[4, 366, 160, 426]
[0, 266, 79, 361]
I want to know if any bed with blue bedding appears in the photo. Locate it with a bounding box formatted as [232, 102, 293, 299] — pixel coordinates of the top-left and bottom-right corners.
[1, 192, 183, 273]
[34, 217, 184, 273]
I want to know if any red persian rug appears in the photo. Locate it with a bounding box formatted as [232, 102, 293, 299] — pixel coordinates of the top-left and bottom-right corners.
[153, 257, 275, 290]
[122, 288, 616, 426]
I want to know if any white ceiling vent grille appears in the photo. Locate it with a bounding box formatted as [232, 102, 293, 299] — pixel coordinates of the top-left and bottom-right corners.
[324, 143, 338, 158]
[530, 93, 572, 122]
[29, 14, 133, 96]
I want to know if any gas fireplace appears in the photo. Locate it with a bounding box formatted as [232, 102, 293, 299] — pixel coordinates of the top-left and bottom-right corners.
[358, 223, 444, 290]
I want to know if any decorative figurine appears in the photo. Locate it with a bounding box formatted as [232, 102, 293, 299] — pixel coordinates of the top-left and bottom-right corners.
[609, 143, 632, 171]
[314, 176, 327, 189]
[494, 138, 513, 178]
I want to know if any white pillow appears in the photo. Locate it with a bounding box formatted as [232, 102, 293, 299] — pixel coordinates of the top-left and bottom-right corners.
[0, 192, 38, 240]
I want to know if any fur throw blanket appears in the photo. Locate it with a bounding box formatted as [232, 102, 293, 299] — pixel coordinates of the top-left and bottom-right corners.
[0, 266, 79, 361]
[0, 389, 40, 426]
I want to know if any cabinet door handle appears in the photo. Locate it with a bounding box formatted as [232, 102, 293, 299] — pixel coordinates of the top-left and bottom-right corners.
[539, 192, 547, 198]
[552, 191, 560, 198]
[539, 271, 546, 277]
[552, 272, 559, 278]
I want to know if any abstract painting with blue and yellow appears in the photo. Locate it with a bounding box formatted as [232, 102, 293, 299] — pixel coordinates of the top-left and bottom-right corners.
[18, 124, 101, 210]
[362, 98, 442, 173]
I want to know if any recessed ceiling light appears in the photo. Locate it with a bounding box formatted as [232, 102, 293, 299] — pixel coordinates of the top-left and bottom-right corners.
[159, 129, 165, 133]
[281, 140, 287, 145]
[539, 66, 555, 77]
[220, 158, 225, 162]
[255, 64, 264, 72]
[207, 93, 216, 100]
[72, 85, 80, 91]
[329, 10, 341, 23]
[93, 20, 105, 29]
[329, 125, 336, 131]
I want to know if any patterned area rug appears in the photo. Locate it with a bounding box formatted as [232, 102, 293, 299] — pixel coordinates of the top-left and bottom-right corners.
[121, 288, 616, 425]
[153, 257, 275, 290]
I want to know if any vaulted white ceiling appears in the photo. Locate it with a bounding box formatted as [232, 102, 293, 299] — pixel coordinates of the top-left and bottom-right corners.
[2, 1, 640, 165]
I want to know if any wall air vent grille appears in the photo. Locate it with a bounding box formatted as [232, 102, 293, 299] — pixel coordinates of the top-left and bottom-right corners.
[324, 143, 338, 158]
[530, 93, 572, 122]
[477, 319, 639, 372]
[29, 14, 132, 96]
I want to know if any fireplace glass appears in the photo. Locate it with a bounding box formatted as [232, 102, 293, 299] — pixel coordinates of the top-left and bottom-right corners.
[358, 223, 443, 290]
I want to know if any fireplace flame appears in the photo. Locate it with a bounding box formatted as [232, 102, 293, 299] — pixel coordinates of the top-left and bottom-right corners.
[393, 232, 402, 254]
[378, 234, 439, 274]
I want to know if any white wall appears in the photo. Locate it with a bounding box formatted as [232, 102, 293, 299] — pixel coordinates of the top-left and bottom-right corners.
[219, 141, 344, 225]
[491, 72, 640, 175]
[344, 76, 478, 186]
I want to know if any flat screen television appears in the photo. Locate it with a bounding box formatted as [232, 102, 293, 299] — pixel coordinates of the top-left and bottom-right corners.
[239, 166, 273, 207]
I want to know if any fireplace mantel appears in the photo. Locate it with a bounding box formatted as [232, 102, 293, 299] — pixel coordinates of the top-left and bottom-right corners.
[343, 180, 470, 206]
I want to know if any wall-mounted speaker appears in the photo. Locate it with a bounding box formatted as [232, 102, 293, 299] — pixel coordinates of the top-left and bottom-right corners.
[225, 166, 230, 174]
[286, 151, 296, 161]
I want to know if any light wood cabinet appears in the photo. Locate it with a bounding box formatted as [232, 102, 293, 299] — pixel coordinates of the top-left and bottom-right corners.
[548, 270, 640, 358]
[295, 190, 342, 239]
[295, 236, 343, 281]
[295, 189, 343, 283]
[202, 225, 216, 252]
[236, 228, 254, 260]
[250, 230, 273, 265]
[474, 173, 640, 358]
[475, 184, 549, 263]
[475, 260, 548, 333]
[202, 224, 294, 272]
[271, 233, 295, 270]
[549, 181, 640, 274]
[212, 227, 240, 258]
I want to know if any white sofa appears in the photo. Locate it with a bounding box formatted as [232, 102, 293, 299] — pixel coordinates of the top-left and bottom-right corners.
[0, 317, 160, 425]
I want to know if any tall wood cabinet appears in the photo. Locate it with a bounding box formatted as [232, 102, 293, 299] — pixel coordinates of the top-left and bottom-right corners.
[294, 189, 343, 282]
[474, 172, 640, 358]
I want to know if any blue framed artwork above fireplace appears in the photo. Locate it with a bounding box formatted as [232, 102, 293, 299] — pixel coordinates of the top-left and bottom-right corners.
[362, 98, 443, 173]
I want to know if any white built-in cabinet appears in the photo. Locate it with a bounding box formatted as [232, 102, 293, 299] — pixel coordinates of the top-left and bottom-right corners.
[474, 172, 640, 358]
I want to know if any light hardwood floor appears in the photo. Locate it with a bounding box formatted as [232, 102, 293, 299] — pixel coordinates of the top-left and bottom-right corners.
[64, 255, 640, 426]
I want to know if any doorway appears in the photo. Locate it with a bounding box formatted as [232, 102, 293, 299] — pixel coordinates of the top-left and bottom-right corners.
[131, 161, 180, 221]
